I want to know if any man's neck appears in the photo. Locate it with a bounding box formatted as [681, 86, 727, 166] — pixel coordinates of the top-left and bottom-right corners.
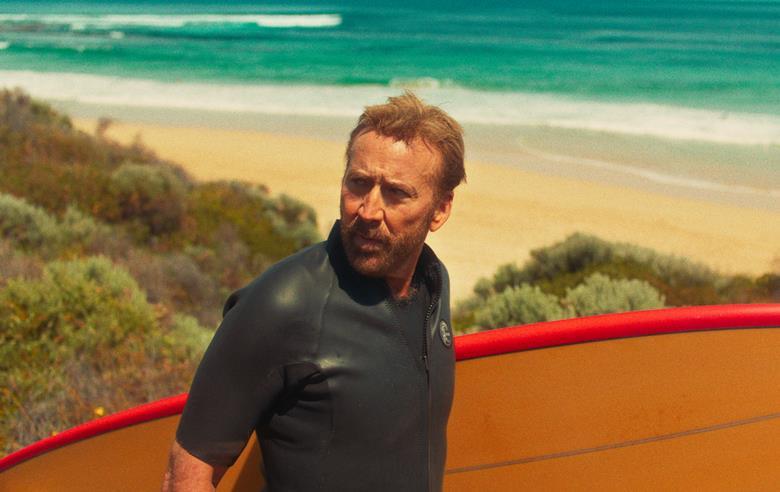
[386, 275, 415, 300]
[384, 245, 425, 299]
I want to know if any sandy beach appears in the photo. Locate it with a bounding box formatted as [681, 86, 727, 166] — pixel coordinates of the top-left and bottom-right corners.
[73, 117, 780, 301]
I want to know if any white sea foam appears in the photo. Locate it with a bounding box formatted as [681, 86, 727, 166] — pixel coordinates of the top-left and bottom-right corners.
[2, 69, 779, 148]
[0, 13, 342, 29]
[0, 41, 9, 50]
[389, 77, 458, 90]
[3, 69, 777, 202]
[449, 92, 780, 146]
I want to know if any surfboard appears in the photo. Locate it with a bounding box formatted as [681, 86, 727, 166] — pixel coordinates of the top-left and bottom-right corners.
[2, 304, 780, 490]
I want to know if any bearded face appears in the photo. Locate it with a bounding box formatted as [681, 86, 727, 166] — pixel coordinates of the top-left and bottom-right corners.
[338, 131, 451, 286]
[339, 206, 434, 278]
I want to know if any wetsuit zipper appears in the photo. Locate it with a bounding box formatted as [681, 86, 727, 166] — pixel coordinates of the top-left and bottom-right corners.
[383, 281, 434, 491]
[423, 266, 440, 492]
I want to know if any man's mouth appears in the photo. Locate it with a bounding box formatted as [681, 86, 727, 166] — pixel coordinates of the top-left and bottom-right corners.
[353, 230, 385, 250]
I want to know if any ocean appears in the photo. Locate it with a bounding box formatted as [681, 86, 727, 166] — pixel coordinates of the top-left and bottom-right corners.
[0, 0, 778, 206]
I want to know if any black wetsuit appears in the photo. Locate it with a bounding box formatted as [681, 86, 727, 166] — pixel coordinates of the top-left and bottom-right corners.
[176, 221, 455, 491]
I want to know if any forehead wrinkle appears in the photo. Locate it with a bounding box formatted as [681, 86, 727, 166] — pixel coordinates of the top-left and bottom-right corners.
[347, 132, 440, 190]
[346, 166, 419, 194]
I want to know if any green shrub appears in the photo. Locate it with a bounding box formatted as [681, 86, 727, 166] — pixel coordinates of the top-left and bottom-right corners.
[0, 90, 331, 454]
[0, 193, 118, 260]
[755, 274, 780, 302]
[0, 256, 156, 360]
[183, 229, 271, 301]
[263, 193, 320, 250]
[563, 273, 666, 317]
[0, 88, 156, 172]
[471, 234, 621, 299]
[525, 233, 616, 281]
[0, 256, 206, 454]
[165, 314, 213, 360]
[0, 192, 61, 252]
[107, 163, 188, 239]
[0, 240, 43, 286]
[476, 263, 527, 299]
[619, 244, 719, 285]
[189, 181, 319, 262]
[0, 159, 117, 218]
[56, 206, 114, 255]
[474, 284, 570, 330]
[0, 256, 156, 450]
[0, 88, 72, 134]
[471, 233, 726, 306]
[0, 88, 180, 220]
[120, 249, 223, 328]
[452, 295, 486, 334]
[529, 255, 719, 306]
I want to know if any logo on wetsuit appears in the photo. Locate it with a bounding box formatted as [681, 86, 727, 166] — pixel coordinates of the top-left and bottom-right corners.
[438, 320, 452, 347]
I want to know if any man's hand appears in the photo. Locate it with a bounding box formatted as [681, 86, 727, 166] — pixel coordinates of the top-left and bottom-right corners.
[162, 440, 227, 492]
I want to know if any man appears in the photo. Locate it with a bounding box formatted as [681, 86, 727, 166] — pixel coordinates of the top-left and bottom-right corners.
[163, 91, 465, 491]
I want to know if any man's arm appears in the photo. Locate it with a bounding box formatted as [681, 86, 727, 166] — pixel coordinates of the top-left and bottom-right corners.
[162, 440, 228, 492]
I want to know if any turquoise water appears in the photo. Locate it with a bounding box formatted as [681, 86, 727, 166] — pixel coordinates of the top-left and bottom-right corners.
[1, 0, 778, 113]
[0, 0, 778, 200]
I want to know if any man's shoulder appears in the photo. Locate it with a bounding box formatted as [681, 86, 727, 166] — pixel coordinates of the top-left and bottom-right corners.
[266, 239, 331, 278]
[224, 240, 333, 317]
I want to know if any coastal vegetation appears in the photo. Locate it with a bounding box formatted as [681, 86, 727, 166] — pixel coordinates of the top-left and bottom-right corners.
[0, 89, 319, 454]
[453, 233, 779, 332]
[1, 90, 777, 455]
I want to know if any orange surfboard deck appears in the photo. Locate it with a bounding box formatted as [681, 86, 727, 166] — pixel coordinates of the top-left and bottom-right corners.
[2, 304, 780, 490]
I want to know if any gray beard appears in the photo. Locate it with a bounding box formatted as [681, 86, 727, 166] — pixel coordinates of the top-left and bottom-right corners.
[339, 215, 431, 279]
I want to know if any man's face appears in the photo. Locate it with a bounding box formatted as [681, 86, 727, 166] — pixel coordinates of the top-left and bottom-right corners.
[340, 131, 452, 279]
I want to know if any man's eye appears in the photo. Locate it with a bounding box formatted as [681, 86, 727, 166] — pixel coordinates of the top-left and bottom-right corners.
[349, 177, 369, 187]
[389, 187, 410, 198]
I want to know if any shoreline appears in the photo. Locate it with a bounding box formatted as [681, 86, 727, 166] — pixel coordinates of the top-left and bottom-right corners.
[70, 113, 780, 301]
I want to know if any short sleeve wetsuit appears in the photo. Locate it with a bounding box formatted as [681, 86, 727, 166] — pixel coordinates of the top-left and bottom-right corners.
[175, 221, 455, 491]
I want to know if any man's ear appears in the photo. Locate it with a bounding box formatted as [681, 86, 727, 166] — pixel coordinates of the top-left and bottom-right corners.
[429, 191, 453, 233]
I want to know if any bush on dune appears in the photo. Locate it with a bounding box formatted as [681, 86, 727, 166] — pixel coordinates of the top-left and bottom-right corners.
[467, 273, 665, 331]
[518, 233, 616, 283]
[0, 256, 210, 454]
[455, 233, 772, 333]
[120, 248, 224, 328]
[0, 240, 43, 287]
[0, 88, 155, 173]
[0, 192, 115, 259]
[263, 193, 320, 250]
[474, 284, 571, 330]
[563, 273, 665, 317]
[188, 181, 319, 262]
[0, 88, 320, 255]
[56, 206, 116, 256]
[0, 89, 321, 323]
[755, 273, 780, 302]
[472, 233, 735, 303]
[0, 91, 325, 453]
[0, 193, 61, 253]
[106, 163, 189, 240]
[0, 89, 166, 219]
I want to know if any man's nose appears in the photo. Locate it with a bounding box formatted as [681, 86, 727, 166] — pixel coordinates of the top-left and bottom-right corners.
[358, 186, 384, 222]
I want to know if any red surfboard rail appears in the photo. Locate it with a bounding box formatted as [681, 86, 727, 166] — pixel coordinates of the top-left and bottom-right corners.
[455, 303, 780, 360]
[0, 393, 188, 472]
[2, 303, 780, 472]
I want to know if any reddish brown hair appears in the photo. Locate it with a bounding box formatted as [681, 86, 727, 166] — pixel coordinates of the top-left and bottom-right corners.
[345, 91, 466, 197]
